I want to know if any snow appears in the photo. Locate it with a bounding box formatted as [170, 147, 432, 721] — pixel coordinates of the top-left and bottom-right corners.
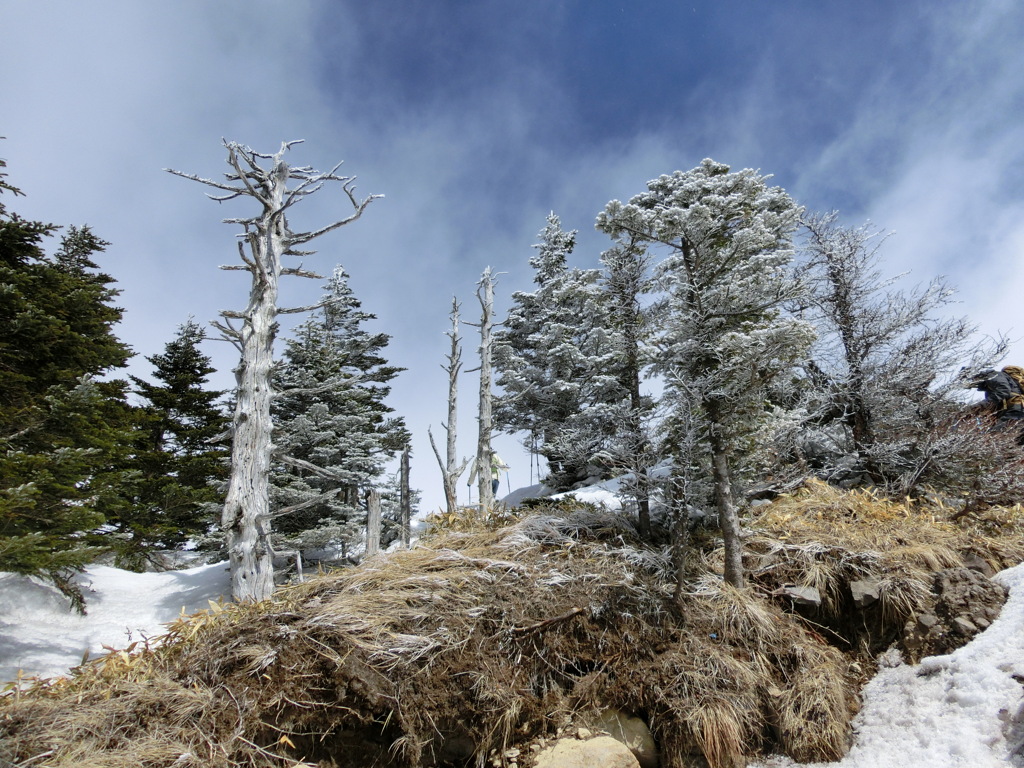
[0, 553, 1022, 766]
[753, 563, 1024, 768]
[0, 561, 231, 682]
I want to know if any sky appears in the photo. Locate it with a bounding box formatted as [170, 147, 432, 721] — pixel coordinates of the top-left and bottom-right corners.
[2, 1, 1024, 512]
[3, 558, 1024, 766]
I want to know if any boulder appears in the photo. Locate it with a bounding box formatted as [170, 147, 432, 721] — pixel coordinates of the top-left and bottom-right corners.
[533, 736, 641, 768]
[591, 709, 659, 768]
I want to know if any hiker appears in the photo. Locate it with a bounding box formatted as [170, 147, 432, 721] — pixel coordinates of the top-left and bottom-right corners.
[468, 452, 510, 496]
[970, 365, 1024, 442]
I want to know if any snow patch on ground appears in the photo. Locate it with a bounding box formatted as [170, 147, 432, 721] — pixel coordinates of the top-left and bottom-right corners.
[753, 563, 1024, 768]
[0, 562, 231, 682]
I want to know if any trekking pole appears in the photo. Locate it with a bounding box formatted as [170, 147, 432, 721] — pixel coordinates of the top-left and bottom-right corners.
[506, 472, 511, 495]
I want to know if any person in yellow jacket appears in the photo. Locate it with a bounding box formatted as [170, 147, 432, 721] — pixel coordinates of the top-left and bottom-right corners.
[468, 452, 510, 496]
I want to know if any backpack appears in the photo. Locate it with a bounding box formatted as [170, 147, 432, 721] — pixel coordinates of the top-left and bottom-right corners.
[1001, 366, 1024, 410]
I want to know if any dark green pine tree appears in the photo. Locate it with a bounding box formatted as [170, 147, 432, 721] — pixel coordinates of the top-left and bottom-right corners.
[272, 267, 408, 559]
[117, 319, 229, 567]
[0, 157, 135, 607]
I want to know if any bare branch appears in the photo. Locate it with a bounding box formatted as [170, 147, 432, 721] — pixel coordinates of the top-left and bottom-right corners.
[287, 190, 383, 246]
[237, 240, 257, 269]
[223, 141, 271, 206]
[278, 299, 328, 314]
[280, 267, 326, 280]
[210, 321, 244, 353]
[263, 488, 343, 520]
[278, 455, 346, 482]
[164, 167, 245, 194]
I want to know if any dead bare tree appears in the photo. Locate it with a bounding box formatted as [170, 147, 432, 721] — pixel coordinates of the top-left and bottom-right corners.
[400, 446, 412, 548]
[429, 297, 470, 515]
[365, 489, 382, 557]
[168, 140, 379, 602]
[470, 268, 498, 510]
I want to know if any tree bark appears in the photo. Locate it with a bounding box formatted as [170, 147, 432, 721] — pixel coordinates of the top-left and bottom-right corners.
[706, 402, 744, 588]
[219, 160, 285, 604]
[400, 447, 411, 548]
[475, 268, 497, 510]
[365, 488, 381, 557]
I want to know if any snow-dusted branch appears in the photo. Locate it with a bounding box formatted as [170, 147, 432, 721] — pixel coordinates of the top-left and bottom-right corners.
[273, 372, 366, 399]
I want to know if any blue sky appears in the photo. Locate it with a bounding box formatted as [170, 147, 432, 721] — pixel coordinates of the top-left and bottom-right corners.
[2, 1, 1024, 510]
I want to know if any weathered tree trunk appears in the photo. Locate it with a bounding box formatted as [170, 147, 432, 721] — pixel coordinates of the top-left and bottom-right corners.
[669, 473, 690, 603]
[626, 348, 652, 539]
[221, 233, 279, 602]
[365, 488, 381, 557]
[400, 446, 411, 548]
[475, 269, 497, 510]
[169, 140, 378, 602]
[706, 402, 744, 588]
[429, 298, 469, 515]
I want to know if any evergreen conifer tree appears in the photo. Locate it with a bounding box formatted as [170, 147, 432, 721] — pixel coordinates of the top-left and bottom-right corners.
[598, 160, 814, 587]
[1, 159, 134, 604]
[271, 268, 408, 559]
[493, 214, 626, 490]
[118, 320, 229, 566]
[597, 237, 658, 537]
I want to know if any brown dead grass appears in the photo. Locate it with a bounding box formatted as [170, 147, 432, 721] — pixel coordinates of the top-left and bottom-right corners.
[743, 479, 1024, 654]
[5, 487, 1018, 768]
[0, 505, 855, 768]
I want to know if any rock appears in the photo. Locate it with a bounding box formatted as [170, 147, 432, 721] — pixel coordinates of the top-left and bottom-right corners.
[534, 736, 641, 768]
[952, 616, 978, 635]
[850, 578, 881, 607]
[901, 567, 1008, 660]
[591, 709, 659, 768]
[576, 728, 593, 740]
[962, 551, 996, 578]
[778, 585, 822, 608]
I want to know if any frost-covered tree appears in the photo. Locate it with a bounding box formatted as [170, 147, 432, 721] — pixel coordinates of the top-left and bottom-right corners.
[494, 214, 626, 490]
[793, 212, 1007, 494]
[596, 236, 658, 537]
[271, 267, 407, 561]
[598, 160, 814, 587]
[169, 141, 379, 602]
